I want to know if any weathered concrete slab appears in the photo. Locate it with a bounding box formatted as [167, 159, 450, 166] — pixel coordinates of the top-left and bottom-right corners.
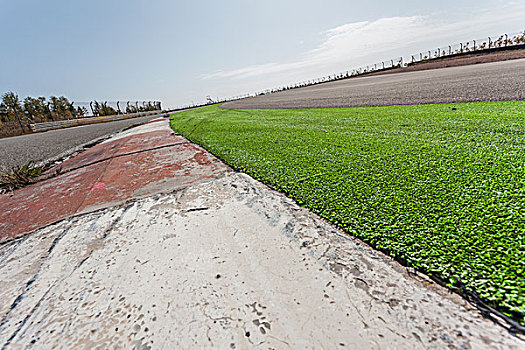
[0, 120, 229, 242]
[0, 163, 106, 239]
[0, 173, 521, 349]
[51, 118, 187, 173]
[77, 143, 227, 214]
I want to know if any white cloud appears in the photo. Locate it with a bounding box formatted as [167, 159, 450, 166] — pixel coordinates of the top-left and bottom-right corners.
[203, 16, 428, 80]
[202, 2, 525, 82]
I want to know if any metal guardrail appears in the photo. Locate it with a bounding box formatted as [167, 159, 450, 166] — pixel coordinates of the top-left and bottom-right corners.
[30, 111, 166, 133]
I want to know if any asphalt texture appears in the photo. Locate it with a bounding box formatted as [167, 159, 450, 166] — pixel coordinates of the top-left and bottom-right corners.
[222, 58, 525, 109]
[0, 115, 161, 169]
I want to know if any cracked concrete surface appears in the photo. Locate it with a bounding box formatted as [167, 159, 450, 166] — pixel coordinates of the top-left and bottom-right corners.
[0, 171, 522, 348]
[0, 118, 228, 241]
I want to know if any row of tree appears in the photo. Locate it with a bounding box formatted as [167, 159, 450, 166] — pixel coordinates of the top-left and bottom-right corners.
[0, 92, 87, 130]
[0, 92, 162, 134]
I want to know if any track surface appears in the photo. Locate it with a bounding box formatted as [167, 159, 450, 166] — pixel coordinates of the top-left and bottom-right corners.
[222, 58, 525, 109]
[0, 115, 160, 169]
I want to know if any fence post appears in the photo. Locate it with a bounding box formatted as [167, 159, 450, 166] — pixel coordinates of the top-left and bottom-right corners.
[13, 108, 25, 133]
[71, 102, 77, 119]
[46, 102, 53, 121]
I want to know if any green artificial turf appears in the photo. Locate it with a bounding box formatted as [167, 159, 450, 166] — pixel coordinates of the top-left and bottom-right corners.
[170, 101, 525, 324]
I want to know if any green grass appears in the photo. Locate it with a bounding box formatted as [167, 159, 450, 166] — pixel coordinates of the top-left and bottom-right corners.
[0, 161, 44, 194]
[170, 101, 525, 324]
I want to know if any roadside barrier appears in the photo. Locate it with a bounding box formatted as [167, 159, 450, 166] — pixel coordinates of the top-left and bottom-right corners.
[30, 111, 167, 133]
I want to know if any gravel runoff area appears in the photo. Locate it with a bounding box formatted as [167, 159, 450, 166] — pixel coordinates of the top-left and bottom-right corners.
[0, 114, 162, 169]
[221, 58, 525, 109]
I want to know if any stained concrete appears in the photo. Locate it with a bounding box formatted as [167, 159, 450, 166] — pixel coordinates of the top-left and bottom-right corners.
[0, 119, 229, 241]
[0, 119, 522, 348]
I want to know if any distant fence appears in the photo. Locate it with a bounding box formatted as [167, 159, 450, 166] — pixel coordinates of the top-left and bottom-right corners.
[30, 110, 166, 133]
[409, 31, 525, 64]
[168, 30, 525, 110]
[271, 31, 525, 93]
[71, 100, 162, 117]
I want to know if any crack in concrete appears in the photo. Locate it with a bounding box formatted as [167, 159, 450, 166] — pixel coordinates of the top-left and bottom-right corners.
[2, 278, 58, 349]
[0, 224, 74, 330]
[0, 221, 80, 348]
[60, 141, 189, 175]
[0, 205, 134, 348]
[0, 240, 22, 266]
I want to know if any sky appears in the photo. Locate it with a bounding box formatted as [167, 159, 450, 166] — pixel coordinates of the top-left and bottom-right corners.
[1, 0, 524, 109]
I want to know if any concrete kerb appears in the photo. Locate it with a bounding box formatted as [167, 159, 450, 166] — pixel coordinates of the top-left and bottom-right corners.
[0, 175, 210, 247]
[0, 118, 229, 241]
[32, 116, 170, 171]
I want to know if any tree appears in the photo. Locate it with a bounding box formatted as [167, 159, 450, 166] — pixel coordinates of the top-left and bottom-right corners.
[23, 96, 51, 122]
[1, 91, 25, 132]
[91, 101, 117, 116]
[75, 106, 88, 117]
[49, 96, 74, 120]
[126, 103, 138, 113]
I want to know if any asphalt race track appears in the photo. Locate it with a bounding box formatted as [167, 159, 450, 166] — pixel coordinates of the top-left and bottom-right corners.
[222, 58, 525, 109]
[0, 115, 161, 169]
[2, 59, 524, 169]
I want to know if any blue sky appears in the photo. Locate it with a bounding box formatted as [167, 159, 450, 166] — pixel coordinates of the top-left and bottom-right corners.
[1, 0, 524, 108]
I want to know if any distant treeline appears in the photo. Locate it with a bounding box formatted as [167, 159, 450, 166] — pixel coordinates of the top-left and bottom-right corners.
[0, 92, 83, 126]
[0, 91, 160, 125]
